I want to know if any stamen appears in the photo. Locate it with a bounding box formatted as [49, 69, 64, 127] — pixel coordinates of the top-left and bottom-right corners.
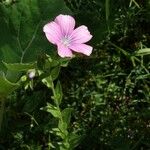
[61, 37, 71, 46]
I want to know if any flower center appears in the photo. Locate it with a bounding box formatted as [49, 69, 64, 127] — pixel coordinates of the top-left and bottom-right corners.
[61, 37, 70, 46]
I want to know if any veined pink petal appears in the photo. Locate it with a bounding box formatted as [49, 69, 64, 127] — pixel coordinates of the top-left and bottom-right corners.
[43, 21, 62, 44]
[69, 43, 93, 56]
[55, 14, 75, 36]
[57, 43, 73, 58]
[70, 25, 92, 44]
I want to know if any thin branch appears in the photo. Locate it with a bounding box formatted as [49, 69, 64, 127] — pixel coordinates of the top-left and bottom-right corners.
[108, 41, 130, 57]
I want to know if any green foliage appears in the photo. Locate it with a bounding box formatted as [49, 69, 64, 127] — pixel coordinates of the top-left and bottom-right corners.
[0, 73, 19, 96]
[135, 48, 150, 56]
[3, 62, 36, 72]
[0, 0, 71, 95]
[0, 0, 150, 150]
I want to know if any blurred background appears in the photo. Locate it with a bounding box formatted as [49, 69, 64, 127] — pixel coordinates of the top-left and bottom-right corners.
[0, 0, 150, 149]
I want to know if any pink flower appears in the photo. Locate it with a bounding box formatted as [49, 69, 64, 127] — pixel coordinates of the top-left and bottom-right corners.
[43, 14, 93, 58]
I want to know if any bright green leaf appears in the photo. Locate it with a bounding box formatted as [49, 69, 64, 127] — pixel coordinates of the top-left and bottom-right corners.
[135, 48, 150, 56]
[55, 81, 63, 105]
[43, 103, 61, 118]
[62, 108, 73, 126]
[58, 120, 68, 136]
[42, 76, 53, 88]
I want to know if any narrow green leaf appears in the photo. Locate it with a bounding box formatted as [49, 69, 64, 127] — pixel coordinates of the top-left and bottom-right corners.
[135, 48, 150, 56]
[43, 103, 61, 118]
[42, 76, 53, 88]
[62, 108, 73, 126]
[55, 81, 63, 105]
[129, 0, 140, 8]
[105, 0, 110, 21]
[136, 74, 150, 80]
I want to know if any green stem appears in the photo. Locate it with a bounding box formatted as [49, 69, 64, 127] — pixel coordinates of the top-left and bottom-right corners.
[51, 81, 63, 122]
[133, 56, 149, 74]
[108, 41, 130, 57]
[108, 42, 149, 74]
[0, 97, 5, 132]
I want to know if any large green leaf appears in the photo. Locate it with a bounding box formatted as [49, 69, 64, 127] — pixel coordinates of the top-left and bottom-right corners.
[0, 0, 71, 95]
[3, 62, 36, 71]
[0, 73, 19, 97]
[0, 0, 71, 66]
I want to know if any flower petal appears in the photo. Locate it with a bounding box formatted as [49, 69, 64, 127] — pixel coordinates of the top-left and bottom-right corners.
[43, 21, 62, 44]
[69, 43, 93, 56]
[70, 25, 92, 44]
[57, 43, 73, 58]
[55, 14, 75, 36]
